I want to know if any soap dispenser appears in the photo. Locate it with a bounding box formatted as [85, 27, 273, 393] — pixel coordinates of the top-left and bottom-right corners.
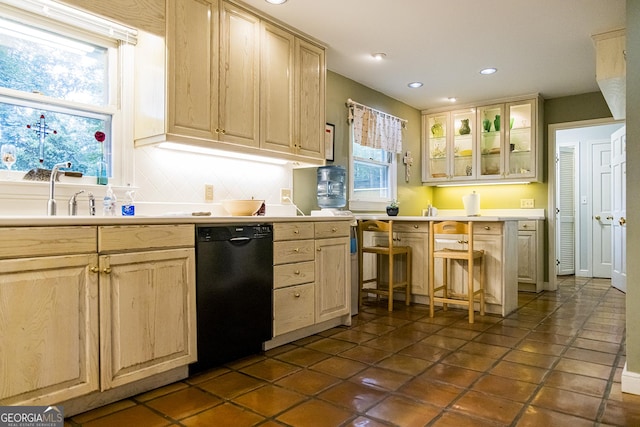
[103, 184, 116, 216]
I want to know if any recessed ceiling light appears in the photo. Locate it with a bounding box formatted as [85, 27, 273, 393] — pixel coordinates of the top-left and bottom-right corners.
[448, 97, 457, 102]
[480, 67, 497, 75]
[371, 52, 386, 60]
[408, 82, 423, 88]
[265, 0, 287, 4]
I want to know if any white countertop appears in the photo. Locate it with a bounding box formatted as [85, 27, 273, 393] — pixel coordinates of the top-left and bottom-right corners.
[0, 214, 353, 227]
[356, 208, 545, 222]
[356, 215, 525, 222]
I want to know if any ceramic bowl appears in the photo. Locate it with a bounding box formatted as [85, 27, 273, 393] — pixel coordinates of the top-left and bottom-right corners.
[221, 199, 263, 216]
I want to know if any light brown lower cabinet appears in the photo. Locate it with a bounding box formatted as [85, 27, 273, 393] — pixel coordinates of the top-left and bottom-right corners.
[98, 247, 197, 390]
[269, 220, 350, 348]
[0, 227, 99, 406]
[0, 224, 196, 406]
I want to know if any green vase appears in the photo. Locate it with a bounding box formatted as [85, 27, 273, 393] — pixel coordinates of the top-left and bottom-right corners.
[494, 115, 501, 132]
[459, 119, 471, 135]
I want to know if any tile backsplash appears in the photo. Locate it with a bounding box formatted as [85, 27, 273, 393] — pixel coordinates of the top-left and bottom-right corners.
[135, 145, 293, 204]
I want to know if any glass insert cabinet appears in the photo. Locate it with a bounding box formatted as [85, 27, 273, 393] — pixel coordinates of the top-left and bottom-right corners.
[422, 95, 542, 184]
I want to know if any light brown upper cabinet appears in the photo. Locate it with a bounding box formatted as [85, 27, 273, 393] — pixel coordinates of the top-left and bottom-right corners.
[422, 94, 543, 185]
[259, 22, 325, 159]
[136, 0, 326, 163]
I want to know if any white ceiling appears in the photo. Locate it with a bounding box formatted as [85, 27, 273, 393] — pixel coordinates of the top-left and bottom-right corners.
[241, 0, 626, 111]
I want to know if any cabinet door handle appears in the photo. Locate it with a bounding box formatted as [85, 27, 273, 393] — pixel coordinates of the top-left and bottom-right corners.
[620, 217, 626, 226]
[220, 129, 226, 134]
[317, 247, 321, 252]
[607, 216, 614, 220]
[90, 266, 99, 273]
[215, 128, 220, 133]
[595, 215, 601, 220]
[294, 293, 301, 298]
[103, 267, 112, 274]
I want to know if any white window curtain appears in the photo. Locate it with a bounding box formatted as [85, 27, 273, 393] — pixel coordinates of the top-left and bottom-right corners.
[348, 99, 405, 153]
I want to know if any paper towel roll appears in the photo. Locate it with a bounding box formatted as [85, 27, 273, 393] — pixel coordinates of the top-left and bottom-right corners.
[462, 191, 480, 216]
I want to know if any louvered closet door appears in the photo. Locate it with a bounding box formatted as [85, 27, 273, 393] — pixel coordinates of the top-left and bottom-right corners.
[557, 145, 575, 275]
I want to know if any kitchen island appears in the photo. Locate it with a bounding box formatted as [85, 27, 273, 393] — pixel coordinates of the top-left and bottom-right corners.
[356, 214, 524, 317]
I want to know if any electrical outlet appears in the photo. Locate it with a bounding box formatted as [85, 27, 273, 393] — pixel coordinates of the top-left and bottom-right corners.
[520, 198, 534, 208]
[280, 188, 292, 204]
[204, 184, 214, 202]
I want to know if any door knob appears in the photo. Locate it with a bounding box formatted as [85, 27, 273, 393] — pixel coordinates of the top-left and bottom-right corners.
[595, 215, 601, 220]
[607, 216, 614, 220]
[619, 217, 626, 226]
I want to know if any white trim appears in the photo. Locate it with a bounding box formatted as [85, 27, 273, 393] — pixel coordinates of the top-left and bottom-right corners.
[622, 363, 640, 396]
[548, 117, 623, 290]
[0, 0, 137, 44]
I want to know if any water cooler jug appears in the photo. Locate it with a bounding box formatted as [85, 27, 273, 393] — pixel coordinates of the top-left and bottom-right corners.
[316, 165, 346, 211]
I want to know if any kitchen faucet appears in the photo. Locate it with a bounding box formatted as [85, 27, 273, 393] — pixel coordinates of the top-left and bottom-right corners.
[68, 190, 85, 216]
[47, 161, 71, 216]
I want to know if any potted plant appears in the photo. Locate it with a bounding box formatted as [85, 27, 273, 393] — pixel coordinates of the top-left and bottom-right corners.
[386, 199, 399, 216]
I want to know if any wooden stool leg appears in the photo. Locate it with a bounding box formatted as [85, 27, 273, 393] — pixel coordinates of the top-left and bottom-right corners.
[429, 253, 435, 318]
[468, 258, 474, 324]
[442, 259, 448, 312]
[405, 249, 412, 306]
[480, 254, 485, 316]
[388, 252, 394, 312]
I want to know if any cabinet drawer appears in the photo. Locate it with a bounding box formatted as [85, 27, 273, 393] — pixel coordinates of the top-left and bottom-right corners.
[314, 221, 350, 238]
[274, 240, 315, 264]
[98, 224, 194, 252]
[392, 222, 429, 233]
[274, 261, 315, 289]
[519, 220, 537, 231]
[473, 222, 502, 235]
[273, 222, 314, 241]
[273, 283, 315, 336]
[0, 226, 96, 259]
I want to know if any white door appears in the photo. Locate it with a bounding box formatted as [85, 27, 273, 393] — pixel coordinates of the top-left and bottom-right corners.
[556, 145, 576, 275]
[592, 141, 612, 278]
[611, 126, 626, 292]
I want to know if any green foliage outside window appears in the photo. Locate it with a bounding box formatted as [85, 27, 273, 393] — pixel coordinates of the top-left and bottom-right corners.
[0, 16, 111, 175]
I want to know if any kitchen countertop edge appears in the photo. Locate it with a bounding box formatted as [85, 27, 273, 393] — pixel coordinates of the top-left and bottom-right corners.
[0, 215, 355, 226]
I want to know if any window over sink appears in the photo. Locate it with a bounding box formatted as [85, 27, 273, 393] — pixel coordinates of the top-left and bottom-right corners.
[0, 1, 136, 185]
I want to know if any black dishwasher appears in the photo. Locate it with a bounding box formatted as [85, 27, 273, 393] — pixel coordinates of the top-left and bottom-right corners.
[190, 224, 273, 375]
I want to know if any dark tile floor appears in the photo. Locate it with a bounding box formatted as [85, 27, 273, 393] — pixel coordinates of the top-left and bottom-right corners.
[66, 276, 640, 426]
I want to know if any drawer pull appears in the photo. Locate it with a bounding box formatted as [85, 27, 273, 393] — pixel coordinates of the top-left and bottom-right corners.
[522, 224, 528, 228]
[413, 225, 419, 228]
[294, 270, 300, 275]
[332, 227, 337, 232]
[294, 229, 300, 234]
[294, 248, 299, 253]
[294, 293, 301, 298]
[484, 226, 490, 230]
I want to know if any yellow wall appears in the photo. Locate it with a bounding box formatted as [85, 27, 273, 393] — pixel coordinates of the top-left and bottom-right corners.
[432, 182, 547, 211]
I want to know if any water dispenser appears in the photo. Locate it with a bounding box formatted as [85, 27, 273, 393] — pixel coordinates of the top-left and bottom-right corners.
[312, 166, 351, 216]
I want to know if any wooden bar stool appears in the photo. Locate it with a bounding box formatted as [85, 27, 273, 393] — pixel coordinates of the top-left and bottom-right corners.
[428, 220, 485, 323]
[357, 220, 412, 311]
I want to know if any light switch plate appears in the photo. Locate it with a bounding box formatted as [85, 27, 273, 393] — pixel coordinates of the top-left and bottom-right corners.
[520, 199, 534, 208]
